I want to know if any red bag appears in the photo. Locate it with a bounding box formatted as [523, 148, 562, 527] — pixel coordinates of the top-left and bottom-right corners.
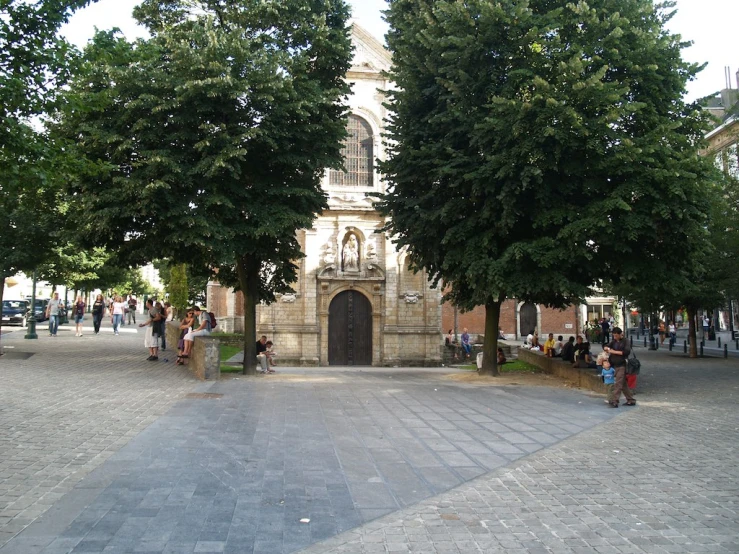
[626, 373, 637, 391]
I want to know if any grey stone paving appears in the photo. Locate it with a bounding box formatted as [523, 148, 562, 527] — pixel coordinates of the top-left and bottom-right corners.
[0, 321, 201, 549]
[0, 323, 619, 554]
[2, 324, 738, 554]
[299, 350, 739, 554]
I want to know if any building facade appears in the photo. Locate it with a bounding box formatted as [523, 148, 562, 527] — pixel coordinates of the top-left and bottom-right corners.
[207, 25, 443, 366]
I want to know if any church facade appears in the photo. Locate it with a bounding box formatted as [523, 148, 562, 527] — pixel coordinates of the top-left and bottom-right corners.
[207, 25, 443, 366]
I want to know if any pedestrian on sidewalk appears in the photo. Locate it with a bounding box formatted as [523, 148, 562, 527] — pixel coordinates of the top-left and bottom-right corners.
[600, 359, 615, 405]
[91, 294, 106, 334]
[126, 295, 137, 325]
[73, 296, 85, 337]
[46, 292, 62, 337]
[139, 298, 162, 361]
[604, 327, 636, 408]
[161, 302, 172, 350]
[111, 295, 126, 335]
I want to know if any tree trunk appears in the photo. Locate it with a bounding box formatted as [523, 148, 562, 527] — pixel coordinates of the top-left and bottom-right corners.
[0, 276, 5, 353]
[237, 256, 259, 375]
[687, 306, 698, 358]
[479, 299, 501, 376]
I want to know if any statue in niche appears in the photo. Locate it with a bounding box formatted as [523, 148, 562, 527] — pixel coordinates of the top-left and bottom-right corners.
[342, 233, 360, 272]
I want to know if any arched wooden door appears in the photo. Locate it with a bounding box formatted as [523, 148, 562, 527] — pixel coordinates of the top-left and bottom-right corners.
[519, 303, 537, 337]
[329, 290, 372, 365]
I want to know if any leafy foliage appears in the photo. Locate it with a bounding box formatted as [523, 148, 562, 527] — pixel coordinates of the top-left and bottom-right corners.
[379, 0, 713, 373]
[55, 0, 353, 372]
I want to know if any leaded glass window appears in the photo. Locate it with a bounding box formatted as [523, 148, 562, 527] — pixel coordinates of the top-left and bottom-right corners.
[330, 115, 374, 187]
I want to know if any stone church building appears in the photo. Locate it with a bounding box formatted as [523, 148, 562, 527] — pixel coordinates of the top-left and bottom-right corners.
[207, 24, 443, 366]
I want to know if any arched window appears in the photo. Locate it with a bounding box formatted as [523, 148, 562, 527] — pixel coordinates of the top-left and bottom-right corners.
[330, 115, 374, 187]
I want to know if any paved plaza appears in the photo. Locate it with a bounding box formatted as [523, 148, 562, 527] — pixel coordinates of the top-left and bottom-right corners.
[0, 321, 737, 553]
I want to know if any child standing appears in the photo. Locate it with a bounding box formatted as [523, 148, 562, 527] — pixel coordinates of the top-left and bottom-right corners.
[600, 359, 616, 406]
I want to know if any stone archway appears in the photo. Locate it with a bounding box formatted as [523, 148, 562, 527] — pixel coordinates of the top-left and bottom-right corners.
[328, 290, 373, 365]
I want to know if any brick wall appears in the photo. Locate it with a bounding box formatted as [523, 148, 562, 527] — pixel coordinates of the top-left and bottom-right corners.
[442, 299, 579, 339]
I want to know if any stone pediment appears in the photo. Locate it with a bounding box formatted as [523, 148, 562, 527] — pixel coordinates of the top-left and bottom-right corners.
[349, 22, 391, 75]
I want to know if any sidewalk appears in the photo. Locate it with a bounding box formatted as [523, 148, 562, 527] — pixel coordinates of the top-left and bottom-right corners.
[0, 326, 737, 553]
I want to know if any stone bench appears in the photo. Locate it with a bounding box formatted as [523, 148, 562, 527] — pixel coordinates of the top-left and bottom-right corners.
[165, 321, 221, 380]
[517, 348, 607, 394]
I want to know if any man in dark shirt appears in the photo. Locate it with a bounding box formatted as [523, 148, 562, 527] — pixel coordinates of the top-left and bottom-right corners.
[560, 336, 576, 363]
[604, 327, 635, 407]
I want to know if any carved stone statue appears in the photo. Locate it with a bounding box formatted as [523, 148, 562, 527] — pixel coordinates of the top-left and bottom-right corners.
[342, 233, 360, 272]
[365, 240, 377, 262]
[323, 241, 336, 266]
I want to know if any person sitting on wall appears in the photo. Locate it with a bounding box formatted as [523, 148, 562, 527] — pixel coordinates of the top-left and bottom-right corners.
[543, 333, 557, 357]
[560, 336, 576, 363]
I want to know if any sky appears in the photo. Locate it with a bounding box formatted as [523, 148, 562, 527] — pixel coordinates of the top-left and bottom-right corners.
[62, 0, 739, 102]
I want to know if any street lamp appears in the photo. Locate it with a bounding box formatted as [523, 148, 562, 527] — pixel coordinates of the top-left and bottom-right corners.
[24, 271, 38, 340]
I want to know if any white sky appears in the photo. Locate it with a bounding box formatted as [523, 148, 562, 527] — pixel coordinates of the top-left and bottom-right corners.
[62, 0, 739, 102]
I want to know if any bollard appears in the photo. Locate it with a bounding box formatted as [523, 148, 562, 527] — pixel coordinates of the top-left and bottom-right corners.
[630, 337, 633, 348]
[724, 344, 728, 359]
[700, 343, 704, 357]
[683, 340, 687, 354]
[669, 340, 672, 351]
[736, 339, 738, 350]
[643, 336, 647, 347]
[718, 337, 721, 348]
[701, 340, 705, 348]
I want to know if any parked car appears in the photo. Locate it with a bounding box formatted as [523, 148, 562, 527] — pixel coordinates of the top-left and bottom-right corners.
[1, 300, 29, 327]
[31, 298, 49, 322]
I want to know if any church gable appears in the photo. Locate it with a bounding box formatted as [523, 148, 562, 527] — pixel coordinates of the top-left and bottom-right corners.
[349, 23, 391, 74]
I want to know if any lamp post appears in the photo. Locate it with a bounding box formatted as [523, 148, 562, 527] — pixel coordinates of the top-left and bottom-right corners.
[24, 271, 38, 339]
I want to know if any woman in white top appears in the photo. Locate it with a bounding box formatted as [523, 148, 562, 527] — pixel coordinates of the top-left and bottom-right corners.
[111, 295, 126, 335]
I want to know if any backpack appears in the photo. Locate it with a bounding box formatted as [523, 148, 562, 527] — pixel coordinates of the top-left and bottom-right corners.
[208, 311, 217, 329]
[626, 351, 641, 375]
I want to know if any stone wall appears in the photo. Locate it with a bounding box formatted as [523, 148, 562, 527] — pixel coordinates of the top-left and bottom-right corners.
[517, 348, 607, 394]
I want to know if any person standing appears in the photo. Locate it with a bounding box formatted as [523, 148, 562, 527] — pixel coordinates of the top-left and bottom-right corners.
[139, 299, 162, 361]
[127, 295, 137, 325]
[161, 302, 173, 350]
[604, 327, 636, 408]
[600, 318, 610, 346]
[600, 359, 616, 405]
[111, 295, 126, 335]
[91, 294, 106, 334]
[73, 295, 85, 337]
[702, 314, 710, 341]
[668, 321, 676, 345]
[46, 292, 62, 337]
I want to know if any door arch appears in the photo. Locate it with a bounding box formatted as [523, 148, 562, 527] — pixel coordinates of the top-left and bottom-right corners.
[328, 290, 372, 365]
[519, 303, 537, 337]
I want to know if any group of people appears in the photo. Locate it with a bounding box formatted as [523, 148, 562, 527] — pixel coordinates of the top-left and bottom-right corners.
[256, 335, 277, 373]
[173, 306, 212, 365]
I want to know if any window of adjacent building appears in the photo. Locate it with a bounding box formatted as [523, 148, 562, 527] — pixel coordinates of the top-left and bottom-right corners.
[330, 115, 374, 187]
[716, 145, 739, 179]
[587, 304, 611, 323]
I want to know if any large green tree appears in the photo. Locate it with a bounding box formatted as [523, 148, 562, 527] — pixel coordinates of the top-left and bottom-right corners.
[379, 0, 713, 375]
[56, 0, 352, 373]
[1, 0, 93, 338]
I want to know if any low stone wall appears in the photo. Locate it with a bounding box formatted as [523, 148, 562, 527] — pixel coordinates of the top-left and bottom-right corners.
[190, 336, 221, 380]
[517, 349, 608, 394]
[165, 321, 221, 380]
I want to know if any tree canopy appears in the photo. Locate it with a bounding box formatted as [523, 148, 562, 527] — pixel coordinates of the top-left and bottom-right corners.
[56, 0, 353, 372]
[379, 0, 714, 373]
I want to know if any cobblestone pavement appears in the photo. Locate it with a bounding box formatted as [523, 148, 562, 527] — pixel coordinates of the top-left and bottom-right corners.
[0, 322, 201, 549]
[0, 324, 620, 554]
[300, 350, 739, 554]
[1, 324, 738, 554]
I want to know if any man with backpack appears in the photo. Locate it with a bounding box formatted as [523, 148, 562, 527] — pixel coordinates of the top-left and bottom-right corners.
[181, 306, 212, 358]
